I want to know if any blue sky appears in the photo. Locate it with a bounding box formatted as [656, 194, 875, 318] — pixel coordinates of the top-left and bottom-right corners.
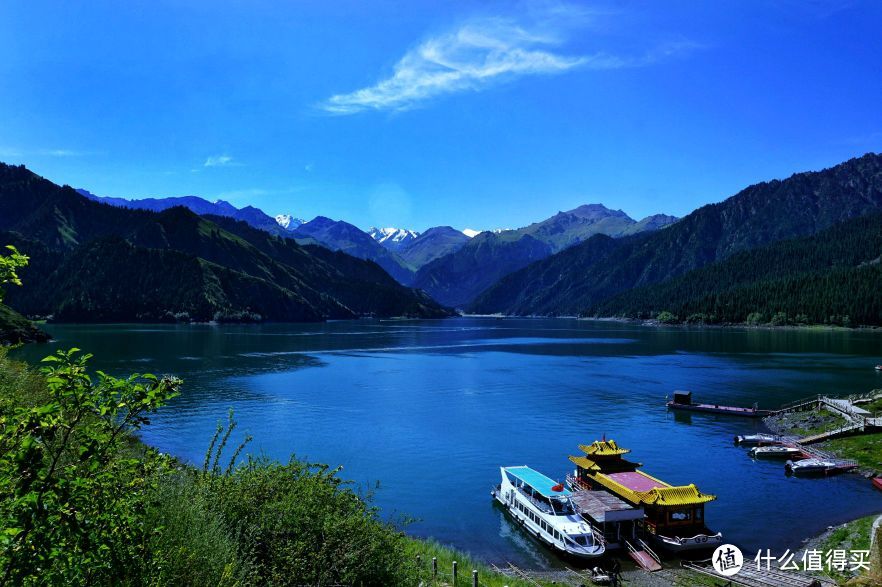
[1, 1, 880, 232]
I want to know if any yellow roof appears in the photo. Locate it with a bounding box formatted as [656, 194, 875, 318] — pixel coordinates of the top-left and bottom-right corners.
[638, 484, 716, 506]
[590, 471, 716, 507]
[569, 455, 601, 471]
[578, 439, 631, 456]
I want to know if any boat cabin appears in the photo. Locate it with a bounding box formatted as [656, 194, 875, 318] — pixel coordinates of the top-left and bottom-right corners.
[672, 390, 692, 406]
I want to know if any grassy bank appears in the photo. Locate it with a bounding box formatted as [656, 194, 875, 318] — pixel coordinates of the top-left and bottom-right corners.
[764, 407, 851, 437]
[804, 514, 882, 585]
[404, 539, 556, 587]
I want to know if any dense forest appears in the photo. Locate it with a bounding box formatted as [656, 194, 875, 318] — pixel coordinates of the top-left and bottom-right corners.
[588, 212, 882, 325]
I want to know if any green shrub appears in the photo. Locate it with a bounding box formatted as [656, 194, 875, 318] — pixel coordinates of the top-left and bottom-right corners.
[770, 311, 789, 326]
[684, 313, 709, 324]
[0, 349, 181, 585]
[746, 311, 765, 325]
[656, 310, 678, 324]
[145, 474, 254, 586]
[206, 455, 418, 586]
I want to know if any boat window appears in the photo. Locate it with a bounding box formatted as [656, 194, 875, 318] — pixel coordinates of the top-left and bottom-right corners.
[670, 509, 692, 522]
[550, 498, 575, 516]
[573, 535, 588, 546]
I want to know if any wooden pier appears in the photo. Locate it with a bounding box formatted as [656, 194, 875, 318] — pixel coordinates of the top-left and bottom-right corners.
[775, 393, 881, 445]
[682, 560, 835, 587]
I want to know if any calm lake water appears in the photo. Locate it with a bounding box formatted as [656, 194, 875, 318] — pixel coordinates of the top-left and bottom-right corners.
[13, 318, 882, 567]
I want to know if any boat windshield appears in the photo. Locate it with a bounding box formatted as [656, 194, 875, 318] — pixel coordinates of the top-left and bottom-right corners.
[550, 497, 575, 515]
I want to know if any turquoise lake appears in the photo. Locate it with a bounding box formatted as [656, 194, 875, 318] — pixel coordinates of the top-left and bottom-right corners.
[13, 318, 882, 568]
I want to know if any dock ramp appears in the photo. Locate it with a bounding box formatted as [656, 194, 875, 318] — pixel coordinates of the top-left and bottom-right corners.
[625, 539, 662, 572]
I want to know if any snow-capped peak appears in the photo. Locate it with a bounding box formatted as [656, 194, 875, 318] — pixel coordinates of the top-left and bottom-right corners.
[462, 228, 480, 238]
[275, 214, 306, 230]
[368, 227, 420, 245]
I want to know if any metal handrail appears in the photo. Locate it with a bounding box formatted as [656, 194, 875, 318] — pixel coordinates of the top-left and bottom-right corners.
[636, 537, 662, 565]
[778, 394, 822, 411]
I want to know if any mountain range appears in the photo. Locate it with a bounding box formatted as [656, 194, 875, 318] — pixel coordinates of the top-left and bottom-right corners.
[411, 206, 679, 307]
[76, 187, 678, 304]
[470, 153, 882, 320]
[5, 152, 880, 342]
[77, 189, 290, 236]
[1, 164, 450, 330]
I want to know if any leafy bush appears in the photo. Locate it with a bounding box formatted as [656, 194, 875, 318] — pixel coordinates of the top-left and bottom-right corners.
[192, 413, 418, 586]
[746, 312, 765, 325]
[770, 311, 789, 326]
[145, 474, 255, 586]
[0, 349, 181, 584]
[656, 310, 678, 324]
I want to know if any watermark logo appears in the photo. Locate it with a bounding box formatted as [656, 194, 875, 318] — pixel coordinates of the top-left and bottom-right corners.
[712, 544, 744, 576]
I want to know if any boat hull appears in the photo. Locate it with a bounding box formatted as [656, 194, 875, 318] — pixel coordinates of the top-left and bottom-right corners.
[750, 447, 803, 459]
[668, 402, 772, 417]
[873, 478, 882, 491]
[734, 434, 781, 446]
[649, 530, 723, 552]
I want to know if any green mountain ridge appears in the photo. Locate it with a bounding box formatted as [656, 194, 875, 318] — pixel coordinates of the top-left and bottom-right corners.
[470, 153, 882, 319]
[0, 163, 451, 323]
[590, 212, 882, 325]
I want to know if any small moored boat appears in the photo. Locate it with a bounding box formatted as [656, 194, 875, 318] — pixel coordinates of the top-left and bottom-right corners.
[785, 458, 836, 476]
[872, 477, 882, 491]
[667, 391, 773, 417]
[876, 365, 882, 372]
[492, 466, 605, 559]
[734, 433, 781, 446]
[749, 446, 803, 459]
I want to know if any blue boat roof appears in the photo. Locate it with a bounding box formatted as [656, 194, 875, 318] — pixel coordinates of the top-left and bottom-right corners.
[504, 466, 571, 497]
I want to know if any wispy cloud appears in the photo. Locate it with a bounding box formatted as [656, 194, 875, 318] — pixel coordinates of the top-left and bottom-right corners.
[319, 6, 695, 115]
[204, 154, 238, 167]
[0, 147, 92, 158]
[41, 149, 87, 157]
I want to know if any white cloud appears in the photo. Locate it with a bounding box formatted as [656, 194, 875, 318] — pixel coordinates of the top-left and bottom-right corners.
[318, 7, 694, 115]
[204, 154, 237, 167]
[42, 149, 85, 157]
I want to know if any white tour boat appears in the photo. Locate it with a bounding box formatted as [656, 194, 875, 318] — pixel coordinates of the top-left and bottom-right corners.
[749, 445, 803, 459]
[492, 466, 605, 559]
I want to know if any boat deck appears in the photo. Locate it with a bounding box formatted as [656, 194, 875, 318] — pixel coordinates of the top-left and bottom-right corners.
[606, 471, 667, 493]
[669, 401, 772, 416]
[570, 490, 643, 523]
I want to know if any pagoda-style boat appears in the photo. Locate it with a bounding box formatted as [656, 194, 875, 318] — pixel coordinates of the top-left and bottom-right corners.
[567, 440, 722, 552]
[492, 466, 605, 559]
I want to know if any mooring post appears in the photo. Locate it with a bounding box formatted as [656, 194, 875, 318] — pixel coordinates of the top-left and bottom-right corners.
[432, 557, 437, 578]
[453, 560, 457, 584]
[472, 568, 478, 587]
